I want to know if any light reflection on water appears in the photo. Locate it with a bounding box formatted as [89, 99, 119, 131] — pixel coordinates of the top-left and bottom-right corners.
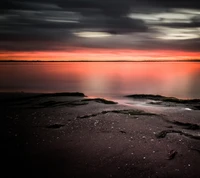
[0, 62, 200, 99]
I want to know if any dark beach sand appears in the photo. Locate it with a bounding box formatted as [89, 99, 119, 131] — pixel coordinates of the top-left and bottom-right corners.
[1, 92, 200, 178]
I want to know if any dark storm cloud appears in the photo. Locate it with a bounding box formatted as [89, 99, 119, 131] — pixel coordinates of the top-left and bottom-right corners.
[0, 0, 61, 10]
[149, 0, 200, 8]
[0, 0, 200, 52]
[158, 22, 200, 28]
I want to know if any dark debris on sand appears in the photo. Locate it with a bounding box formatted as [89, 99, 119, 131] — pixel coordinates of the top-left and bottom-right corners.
[155, 130, 200, 140]
[126, 94, 200, 109]
[0, 92, 86, 107]
[77, 109, 156, 119]
[165, 120, 200, 130]
[167, 150, 178, 160]
[82, 98, 118, 104]
[126, 94, 200, 104]
[36, 100, 88, 108]
[46, 124, 65, 129]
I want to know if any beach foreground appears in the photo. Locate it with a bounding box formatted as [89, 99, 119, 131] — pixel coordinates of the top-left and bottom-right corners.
[1, 92, 200, 178]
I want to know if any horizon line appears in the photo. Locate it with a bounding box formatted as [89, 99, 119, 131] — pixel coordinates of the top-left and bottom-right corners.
[0, 59, 200, 62]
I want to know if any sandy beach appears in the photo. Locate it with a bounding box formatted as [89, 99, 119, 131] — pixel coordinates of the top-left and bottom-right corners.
[1, 92, 200, 178]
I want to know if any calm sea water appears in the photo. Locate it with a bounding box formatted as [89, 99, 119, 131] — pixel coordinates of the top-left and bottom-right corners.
[0, 62, 200, 99]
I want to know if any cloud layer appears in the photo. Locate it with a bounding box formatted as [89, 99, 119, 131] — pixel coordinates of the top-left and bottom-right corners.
[0, 0, 200, 52]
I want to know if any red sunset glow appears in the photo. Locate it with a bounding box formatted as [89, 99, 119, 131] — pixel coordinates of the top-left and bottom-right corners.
[1, 49, 200, 61]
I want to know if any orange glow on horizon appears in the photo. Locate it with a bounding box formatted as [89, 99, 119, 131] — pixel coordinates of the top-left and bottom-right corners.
[0, 49, 200, 61]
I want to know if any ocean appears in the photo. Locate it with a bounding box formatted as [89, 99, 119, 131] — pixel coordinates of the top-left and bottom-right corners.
[0, 62, 200, 99]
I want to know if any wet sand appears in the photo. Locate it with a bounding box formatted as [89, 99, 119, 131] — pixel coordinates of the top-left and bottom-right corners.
[1, 92, 200, 178]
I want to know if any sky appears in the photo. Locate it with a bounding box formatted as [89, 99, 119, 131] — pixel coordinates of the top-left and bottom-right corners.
[0, 0, 200, 61]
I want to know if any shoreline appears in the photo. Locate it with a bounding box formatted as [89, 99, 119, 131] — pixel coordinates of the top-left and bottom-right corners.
[1, 92, 200, 178]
